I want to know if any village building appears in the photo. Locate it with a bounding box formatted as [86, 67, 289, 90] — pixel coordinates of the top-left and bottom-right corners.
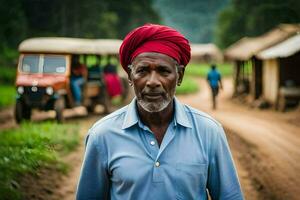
[257, 34, 300, 111]
[224, 24, 300, 110]
[191, 43, 223, 63]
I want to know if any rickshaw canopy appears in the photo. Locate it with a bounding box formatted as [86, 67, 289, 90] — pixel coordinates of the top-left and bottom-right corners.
[18, 37, 122, 55]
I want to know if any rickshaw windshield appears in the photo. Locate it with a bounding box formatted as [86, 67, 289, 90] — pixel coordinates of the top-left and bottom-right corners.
[21, 55, 39, 73]
[43, 55, 66, 74]
[20, 55, 66, 74]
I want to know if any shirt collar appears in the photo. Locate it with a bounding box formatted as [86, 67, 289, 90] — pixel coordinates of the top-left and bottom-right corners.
[173, 97, 192, 128]
[122, 98, 139, 129]
[122, 97, 192, 129]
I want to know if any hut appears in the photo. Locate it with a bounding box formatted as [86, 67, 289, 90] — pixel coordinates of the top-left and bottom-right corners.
[190, 43, 223, 63]
[257, 34, 300, 111]
[224, 24, 300, 101]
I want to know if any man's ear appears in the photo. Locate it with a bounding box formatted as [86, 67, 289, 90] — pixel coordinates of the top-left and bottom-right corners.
[127, 69, 133, 86]
[177, 65, 185, 86]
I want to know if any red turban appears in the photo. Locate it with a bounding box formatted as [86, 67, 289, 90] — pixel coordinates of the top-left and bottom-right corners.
[119, 24, 191, 73]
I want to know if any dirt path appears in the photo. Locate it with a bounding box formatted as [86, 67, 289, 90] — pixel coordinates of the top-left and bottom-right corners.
[49, 115, 100, 200]
[177, 78, 300, 200]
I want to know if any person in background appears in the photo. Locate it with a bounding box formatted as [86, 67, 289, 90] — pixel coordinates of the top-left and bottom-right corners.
[87, 55, 103, 81]
[103, 55, 123, 97]
[70, 55, 87, 106]
[76, 24, 243, 200]
[207, 64, 223, 110]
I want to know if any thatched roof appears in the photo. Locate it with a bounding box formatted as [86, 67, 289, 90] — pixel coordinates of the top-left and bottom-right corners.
[19, 37, 122, 55]
[191, 43, 223, 62]
[257, 34, 300, 59]
[224, 24, 300, 60]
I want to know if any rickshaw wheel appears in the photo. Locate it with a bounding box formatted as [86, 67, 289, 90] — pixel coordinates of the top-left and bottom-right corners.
[54, 97, 65, 123]
[86, 103, 96, 113]
[15, 99, 31, 123]
[86, 105, 94, 113]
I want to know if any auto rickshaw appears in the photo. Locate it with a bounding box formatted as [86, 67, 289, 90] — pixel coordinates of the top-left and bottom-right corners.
[15, 37, 128, 123]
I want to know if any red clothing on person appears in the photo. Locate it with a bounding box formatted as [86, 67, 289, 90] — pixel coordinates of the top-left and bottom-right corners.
[119, 24, 191, 73]
[104, 73, 123, 97]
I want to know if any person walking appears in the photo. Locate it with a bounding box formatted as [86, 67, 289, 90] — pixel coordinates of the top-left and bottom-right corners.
[207, 64, 223, 109]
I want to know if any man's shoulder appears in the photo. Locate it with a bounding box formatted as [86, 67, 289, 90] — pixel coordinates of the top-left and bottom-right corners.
[180, 103, 225, 143]
[89, 105, 128, 134]
[182, 103, 222, 128]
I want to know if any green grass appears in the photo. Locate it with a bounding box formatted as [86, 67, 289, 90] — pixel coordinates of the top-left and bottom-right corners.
[0, 122, 80, 200]
[176, 62, 234, 95]
[0, 65, 17, 109]
[176, 76, 199, 95]
[0, 85, 15, 109]
[185, 63, 233, 77]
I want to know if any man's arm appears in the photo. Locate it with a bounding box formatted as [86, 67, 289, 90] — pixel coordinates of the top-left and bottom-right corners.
[76, 132, 110, 200]
[218, 73, 223, 89]
[207, 127, 244, 200]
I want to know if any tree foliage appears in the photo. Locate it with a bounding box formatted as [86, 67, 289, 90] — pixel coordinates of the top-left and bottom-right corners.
[0, 0, 160, 64]
[153, 0, 229, 43]
[215, 0, 300, 48]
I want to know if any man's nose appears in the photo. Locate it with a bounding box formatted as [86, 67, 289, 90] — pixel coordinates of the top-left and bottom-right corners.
[146, 71, 161, 88]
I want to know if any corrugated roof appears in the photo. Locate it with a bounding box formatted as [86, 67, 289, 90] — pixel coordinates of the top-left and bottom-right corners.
[191, 43, 223, 61]
[18, 37, 122, 55]
[257, 34, 300, 59]
[225, 24, 300, 60]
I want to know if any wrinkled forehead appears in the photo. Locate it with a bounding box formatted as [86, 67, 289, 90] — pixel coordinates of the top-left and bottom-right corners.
[132, 52, 177, 66]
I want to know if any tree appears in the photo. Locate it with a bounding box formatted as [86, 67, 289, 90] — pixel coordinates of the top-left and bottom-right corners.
[153, 0, 229, 43]
[108, 0, 160, 38]
[0, 0, 160, 64]
[215, 0, 300, 48]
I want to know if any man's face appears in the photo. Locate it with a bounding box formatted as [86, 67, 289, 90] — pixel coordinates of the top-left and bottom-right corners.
[129, 52, 184, 113]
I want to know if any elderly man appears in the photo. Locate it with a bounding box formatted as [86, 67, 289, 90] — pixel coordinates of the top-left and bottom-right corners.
[76, 24, 243, 200]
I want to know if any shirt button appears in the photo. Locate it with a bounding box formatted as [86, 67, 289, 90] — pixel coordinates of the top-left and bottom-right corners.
[155, 161, 160, 167]
[150, 141, 155, 146]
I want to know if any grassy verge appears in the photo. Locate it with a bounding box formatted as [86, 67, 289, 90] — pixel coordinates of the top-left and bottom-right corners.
[0, 85, 15, 109]
[176, 76, 199, 95]
[0, 65, 17, 109]
[0, 122, 80, 200]
[185, 63, 233, 77]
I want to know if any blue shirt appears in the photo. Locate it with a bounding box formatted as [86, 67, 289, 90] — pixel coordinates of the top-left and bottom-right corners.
[76, 98, 243, 200]
[207, 69, 221, 88]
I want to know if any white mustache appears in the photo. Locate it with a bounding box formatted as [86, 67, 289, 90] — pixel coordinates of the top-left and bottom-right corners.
[142, 88, 165, 95]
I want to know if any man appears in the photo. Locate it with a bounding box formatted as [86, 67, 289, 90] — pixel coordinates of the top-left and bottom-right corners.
[207, 64, 223, 110]
[76, 24, 243, 200]
[70, 55, 87, 106]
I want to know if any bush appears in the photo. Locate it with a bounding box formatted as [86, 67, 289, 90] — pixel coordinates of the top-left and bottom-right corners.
[0, 122, 80, 200]
[0, 66, 16, 85]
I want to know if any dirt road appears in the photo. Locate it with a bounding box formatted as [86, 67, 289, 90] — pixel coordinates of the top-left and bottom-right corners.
[177, 78, 300, 200]
[17, 77, 300, 200]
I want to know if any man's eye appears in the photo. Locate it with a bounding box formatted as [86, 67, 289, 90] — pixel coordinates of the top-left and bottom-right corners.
[135, 67, 147, 74]
[159, 68, 171, 74]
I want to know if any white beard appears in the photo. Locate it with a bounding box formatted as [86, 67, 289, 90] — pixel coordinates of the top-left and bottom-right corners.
[137, 95, 172, 113]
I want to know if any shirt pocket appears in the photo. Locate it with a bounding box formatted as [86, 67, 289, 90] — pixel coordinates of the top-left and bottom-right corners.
[175, 163, 208, 200]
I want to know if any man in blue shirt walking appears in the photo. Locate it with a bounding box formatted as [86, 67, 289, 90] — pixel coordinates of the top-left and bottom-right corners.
[207, 64, 223, 110]
[76, 24, 243, 200]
